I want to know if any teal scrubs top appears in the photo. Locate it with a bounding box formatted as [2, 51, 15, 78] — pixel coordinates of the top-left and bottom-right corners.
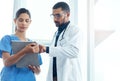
[0, 35, 42, 81]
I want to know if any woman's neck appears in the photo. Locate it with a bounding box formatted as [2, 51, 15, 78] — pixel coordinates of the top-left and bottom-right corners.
[14, 31, 27, 41]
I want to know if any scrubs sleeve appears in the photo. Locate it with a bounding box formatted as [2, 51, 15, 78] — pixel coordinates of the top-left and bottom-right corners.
[38, 54, 42, 65]
[0, 35, 12, 58]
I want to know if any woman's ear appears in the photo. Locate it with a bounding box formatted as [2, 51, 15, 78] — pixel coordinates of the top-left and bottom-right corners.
[14, 19, 17, 23]
[30, 20, 32, 24]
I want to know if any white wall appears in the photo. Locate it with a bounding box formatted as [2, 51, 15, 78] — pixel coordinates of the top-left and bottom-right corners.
[94, 0, 120, 81]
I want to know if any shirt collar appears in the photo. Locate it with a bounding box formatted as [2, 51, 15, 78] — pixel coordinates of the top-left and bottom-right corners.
[58, 21, 70, 33]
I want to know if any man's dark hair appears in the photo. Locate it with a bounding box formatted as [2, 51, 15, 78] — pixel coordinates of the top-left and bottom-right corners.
[53, 2, 70, 13]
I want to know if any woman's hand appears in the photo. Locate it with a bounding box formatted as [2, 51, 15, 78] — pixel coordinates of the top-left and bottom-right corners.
[23, 43, 39, 54]
[39, 44, 46, 53]
[28, 65, 41, 75]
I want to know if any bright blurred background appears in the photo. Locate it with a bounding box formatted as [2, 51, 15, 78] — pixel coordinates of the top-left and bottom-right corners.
[0, 0, 120, 81]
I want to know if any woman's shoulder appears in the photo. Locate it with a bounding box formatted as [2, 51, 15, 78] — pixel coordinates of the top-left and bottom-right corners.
[1, 34, 11, 38]
[1, 35, 12, 41]
[1, 34, 20, 43]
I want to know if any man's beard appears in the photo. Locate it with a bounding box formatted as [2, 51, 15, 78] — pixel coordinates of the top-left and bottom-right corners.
[55, 17, 65, 27]
[55, 21, 60, 27]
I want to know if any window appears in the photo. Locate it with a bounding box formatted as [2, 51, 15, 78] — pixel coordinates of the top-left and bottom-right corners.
[94, 0, 120, 81]
[0, 0, 14, 70]
[25, 0, 72, 42]
[0, 0, 13, 39]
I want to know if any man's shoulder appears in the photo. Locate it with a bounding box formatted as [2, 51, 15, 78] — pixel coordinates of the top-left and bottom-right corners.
[68, 23, 80, 31]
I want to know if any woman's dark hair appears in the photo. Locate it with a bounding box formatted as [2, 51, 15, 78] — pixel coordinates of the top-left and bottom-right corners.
[53, 2, 70, 13]
[15, 8, 31, 31]
[15, 8, 31, 19]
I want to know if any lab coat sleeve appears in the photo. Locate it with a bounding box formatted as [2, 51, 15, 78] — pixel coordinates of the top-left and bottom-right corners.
[49, 26, 81, 58]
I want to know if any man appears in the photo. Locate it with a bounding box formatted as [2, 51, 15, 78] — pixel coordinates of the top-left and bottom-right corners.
[39, 2, 82, 81]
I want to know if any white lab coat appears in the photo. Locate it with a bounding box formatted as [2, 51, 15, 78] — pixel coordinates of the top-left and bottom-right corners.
[46, 23, 82, 81]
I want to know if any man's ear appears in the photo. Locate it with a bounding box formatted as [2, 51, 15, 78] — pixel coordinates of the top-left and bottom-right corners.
[67, 12, 70, 17]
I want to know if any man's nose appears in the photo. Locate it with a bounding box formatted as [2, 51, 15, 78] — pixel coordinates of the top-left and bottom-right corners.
[54, 17, 58, 21]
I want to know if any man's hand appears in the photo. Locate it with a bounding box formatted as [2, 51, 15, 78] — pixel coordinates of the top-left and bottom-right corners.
[39, 45, 46, 53]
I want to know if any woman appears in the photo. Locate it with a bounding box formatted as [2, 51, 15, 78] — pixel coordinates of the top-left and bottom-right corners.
[0, 8, 42, 81]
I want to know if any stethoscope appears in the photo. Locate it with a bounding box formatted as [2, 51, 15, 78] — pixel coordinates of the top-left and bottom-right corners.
[54, 26, 67, 41]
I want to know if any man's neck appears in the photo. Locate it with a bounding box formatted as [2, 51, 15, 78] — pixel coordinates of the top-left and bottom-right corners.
[58, 21, 70, 32]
